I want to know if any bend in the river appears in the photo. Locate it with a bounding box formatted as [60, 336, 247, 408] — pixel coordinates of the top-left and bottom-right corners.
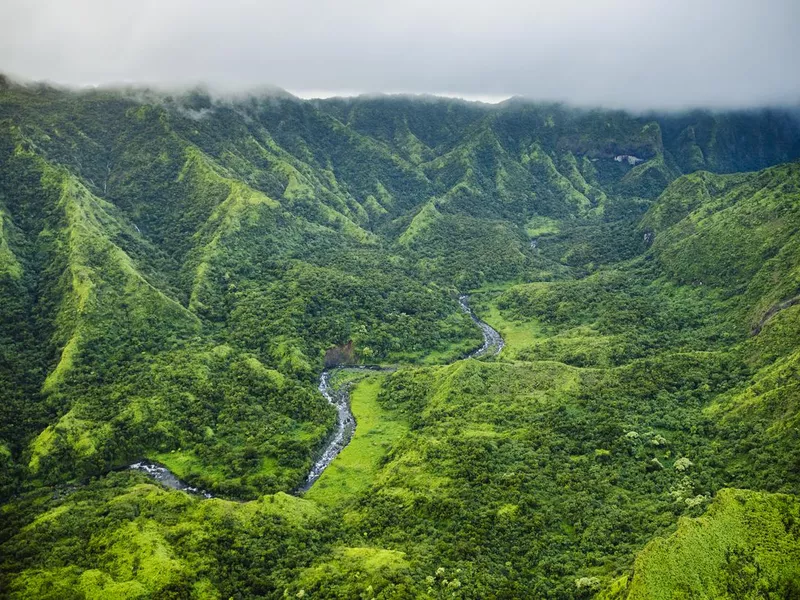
[295, 365, 394, 493]
[297, 294, 503, 493]
[130, 295, 504, 498]
[458, 294, 505, 358]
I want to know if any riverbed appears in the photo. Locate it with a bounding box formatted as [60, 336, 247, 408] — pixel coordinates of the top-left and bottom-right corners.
[129, 295, 504, 497]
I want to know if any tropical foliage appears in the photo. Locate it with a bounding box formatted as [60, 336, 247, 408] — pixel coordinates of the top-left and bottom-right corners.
[2, 77, 800, 598]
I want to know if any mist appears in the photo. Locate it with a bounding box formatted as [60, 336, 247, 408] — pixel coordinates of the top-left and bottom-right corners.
[2, 0, 798, 110]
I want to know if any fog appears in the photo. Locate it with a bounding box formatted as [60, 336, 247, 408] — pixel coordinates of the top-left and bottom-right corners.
[2, 0, 798, 109]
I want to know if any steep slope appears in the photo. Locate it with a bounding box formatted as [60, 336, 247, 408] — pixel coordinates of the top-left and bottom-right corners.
[0, 475, 326, 599]
[2, 79, 800, 599]
[641, 163, 800, 324]
[0, 85, 481, 498]
[600, 489, 800, 600]
[659, 109, 800, 174]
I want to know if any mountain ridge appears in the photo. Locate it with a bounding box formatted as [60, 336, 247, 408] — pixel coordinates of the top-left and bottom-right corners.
[1, 79, 800, 598]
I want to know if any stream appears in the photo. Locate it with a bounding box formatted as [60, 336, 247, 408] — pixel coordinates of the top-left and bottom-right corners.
[128, 460, 213, 498]
[459, 294, 505, 358]
[295, 365, 392, 493]
[129, 295, 504, 497]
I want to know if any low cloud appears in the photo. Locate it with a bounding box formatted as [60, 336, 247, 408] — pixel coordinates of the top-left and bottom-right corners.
[2, 0, 798, 110]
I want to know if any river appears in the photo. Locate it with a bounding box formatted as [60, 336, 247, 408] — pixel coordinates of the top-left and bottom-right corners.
[129, 295, 504, 497]
[128, 460, 213, 498]
[458, 294, 505, 358]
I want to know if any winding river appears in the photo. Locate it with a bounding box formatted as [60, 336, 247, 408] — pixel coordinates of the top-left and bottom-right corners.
[130, 295, 504, 497]
[458, 294, 505, 358]
[295, 365, 393, 493]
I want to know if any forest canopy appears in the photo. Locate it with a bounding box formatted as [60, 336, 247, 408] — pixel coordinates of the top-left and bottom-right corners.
[1, 79, 800, 598]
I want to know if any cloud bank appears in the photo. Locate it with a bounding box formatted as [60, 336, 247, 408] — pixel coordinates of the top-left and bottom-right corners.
[2, 0, 799, 109]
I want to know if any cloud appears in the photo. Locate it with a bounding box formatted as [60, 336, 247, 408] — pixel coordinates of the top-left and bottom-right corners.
[2, 0, 798, 109]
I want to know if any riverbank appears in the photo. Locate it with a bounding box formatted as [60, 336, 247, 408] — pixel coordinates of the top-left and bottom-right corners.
[303, 373, 407, 507]
[129, 295, 504, 499]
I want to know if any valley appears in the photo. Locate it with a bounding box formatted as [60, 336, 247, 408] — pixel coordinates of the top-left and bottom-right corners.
[299, 295, 504, 495]
[129, 295, 503, 497]
[1, 79, 799, 598]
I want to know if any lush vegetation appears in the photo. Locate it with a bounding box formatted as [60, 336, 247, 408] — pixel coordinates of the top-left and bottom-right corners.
[599, 489, 800, 600]
[1, 76, 800, 598]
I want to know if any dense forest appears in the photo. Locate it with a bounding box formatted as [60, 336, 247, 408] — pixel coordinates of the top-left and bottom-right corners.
[1, 76, 800, 598]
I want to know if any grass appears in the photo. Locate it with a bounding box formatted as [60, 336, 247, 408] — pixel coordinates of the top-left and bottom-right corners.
[150, 450, 229, 483]
[0, 209, 23, 279]
[472, 290, 622, 366]
[471, 301, 543, 358]
[526, 215, 561, 237]
[388, 336, 480, 365]
[614, 489, 800, 600]
[293, 546, 411, 596]
[398, 200, 441, 245]
[417, 339, 477, 364]
[304, 374, 408, 508]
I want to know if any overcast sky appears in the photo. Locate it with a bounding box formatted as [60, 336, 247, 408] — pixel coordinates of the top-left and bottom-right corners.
[2, 0, 799, 109]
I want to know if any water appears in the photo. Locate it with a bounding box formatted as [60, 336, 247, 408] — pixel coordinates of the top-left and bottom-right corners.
[128, 460, 213, 498]
[294, 369, 358, 493]
[129, 296, 504, 497]
[297, 297, 504, 492]
[459, 294, 505, 358]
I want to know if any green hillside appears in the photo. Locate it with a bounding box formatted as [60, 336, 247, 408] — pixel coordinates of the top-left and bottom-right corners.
[599, 489, 800, 599]
[1, 78, 800, 598]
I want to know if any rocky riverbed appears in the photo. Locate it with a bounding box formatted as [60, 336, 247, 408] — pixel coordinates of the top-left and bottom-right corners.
[130, 295, 504, 498]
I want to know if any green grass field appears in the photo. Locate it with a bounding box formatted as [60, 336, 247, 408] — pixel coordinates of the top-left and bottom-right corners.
[472, 301, 543, 357]
[150, 450, 232, 482]
[526, 215, 561, 237]
[304, 374, 409, 508]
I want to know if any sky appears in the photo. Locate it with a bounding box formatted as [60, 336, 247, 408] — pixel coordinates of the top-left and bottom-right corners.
[2, 0, 799, 109]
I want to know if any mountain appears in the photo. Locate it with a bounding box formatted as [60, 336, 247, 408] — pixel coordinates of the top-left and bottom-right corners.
[1, 77, 800, 598]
